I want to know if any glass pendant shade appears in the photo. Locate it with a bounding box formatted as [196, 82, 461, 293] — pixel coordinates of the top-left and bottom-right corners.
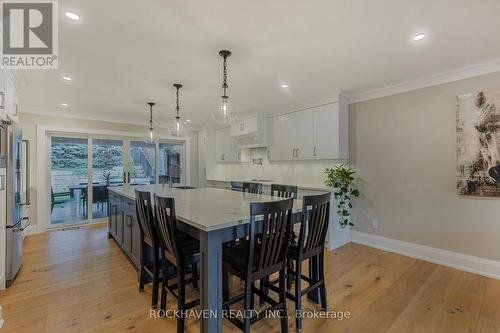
[169, 117, 187, 137]
[212, 97, 236, 125]
[145, 127, 159, 143]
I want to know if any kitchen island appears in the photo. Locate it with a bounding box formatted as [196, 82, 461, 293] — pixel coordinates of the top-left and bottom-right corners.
[107, 185, 315, 333]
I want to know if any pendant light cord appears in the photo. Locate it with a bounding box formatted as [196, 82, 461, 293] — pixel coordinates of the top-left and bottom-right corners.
[176, 86, 180, 118]
[149, 104, 153, 130]
[147, 102, 155, 131]
[222, 55, 228, 92]
[219, 50, 231, 99]
[173, 83, 182, 120]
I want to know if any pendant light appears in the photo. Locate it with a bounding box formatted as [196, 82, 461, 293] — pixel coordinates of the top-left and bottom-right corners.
[170, 83, 187, 137]
[145, 102, 157, 143]
[212, 50, 237, 124]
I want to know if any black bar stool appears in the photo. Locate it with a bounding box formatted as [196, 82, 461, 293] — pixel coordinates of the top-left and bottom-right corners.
[242, 182, 263, 194]
[270, 184, 298, 198]
[154, 195, 200, 333]
[286, 192, 331, 330]
[259, 184, 299, 302]
[135, 189, 161, 308]
[222, 198, 294, 333]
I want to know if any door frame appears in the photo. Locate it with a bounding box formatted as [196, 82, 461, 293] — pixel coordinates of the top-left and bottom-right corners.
[36, 124, 191, 233]
[47, 133, 91, 228]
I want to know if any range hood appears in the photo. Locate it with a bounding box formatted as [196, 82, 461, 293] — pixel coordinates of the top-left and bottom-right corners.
[230, 113, 269, 148]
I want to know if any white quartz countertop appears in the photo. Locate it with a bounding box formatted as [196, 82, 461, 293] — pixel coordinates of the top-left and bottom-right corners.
[109, 185, 303, 232]
[206, 178, 330, 192]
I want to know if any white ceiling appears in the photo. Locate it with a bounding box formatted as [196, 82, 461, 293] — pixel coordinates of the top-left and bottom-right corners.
[18, 0, 500, 127]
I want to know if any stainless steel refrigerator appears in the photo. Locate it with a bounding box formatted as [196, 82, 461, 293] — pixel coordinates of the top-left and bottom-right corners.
[0, 120, 30, 287]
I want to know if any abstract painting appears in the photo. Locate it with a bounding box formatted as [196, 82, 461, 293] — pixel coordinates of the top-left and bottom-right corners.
[457, 91, 500, 197]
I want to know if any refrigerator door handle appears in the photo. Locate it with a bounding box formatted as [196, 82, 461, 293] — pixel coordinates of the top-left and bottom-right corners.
[22, 139, 30, 206]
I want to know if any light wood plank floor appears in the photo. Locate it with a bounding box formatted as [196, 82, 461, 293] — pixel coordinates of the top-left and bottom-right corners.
[1, 223, 500, 333]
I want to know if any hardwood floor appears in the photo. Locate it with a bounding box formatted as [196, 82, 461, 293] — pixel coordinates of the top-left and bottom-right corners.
[1, 223, 500, 332]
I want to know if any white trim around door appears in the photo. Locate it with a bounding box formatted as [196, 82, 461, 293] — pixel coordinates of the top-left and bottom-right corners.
[35, 124, 191, 233]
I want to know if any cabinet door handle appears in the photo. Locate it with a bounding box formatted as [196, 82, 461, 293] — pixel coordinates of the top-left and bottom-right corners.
[313, 146, 317, 157]
[237, 152, 241, 160]
[267, 150, 270, 159]
[296, 148, 299, 158]
[292, 148, 295, 158]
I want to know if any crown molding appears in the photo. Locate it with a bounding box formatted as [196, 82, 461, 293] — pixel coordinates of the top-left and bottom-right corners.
[21, 108, 146, 126]
[349, 58, 500, 104]
[21, 106, 201, 131]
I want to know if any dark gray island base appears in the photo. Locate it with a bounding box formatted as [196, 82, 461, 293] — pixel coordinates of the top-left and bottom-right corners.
[107, 191, 141, 270]
[107, 185, 321, 333]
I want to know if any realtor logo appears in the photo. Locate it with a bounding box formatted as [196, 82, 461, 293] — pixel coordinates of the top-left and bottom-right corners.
[1, 0, 58, 69]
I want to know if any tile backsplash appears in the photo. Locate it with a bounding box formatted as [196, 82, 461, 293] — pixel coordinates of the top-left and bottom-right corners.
[208, 148, 341, 185]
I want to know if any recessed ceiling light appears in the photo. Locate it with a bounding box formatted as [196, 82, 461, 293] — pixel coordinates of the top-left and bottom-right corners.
[186, 119, 191, 122]
[64, 11, 80, 21]
[62, 74, 72, 81]
[413, 33, 426, 41]
[281, 84, 289, 88]
[60, 102, 68, 107]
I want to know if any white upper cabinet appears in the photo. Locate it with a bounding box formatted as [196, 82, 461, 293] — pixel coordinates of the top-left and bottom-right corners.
[291, 109, 314, 160]
[230, 113, 269, 148]
[269, 114, 292, 161]
[0, 71, 20, 123]
[215, 127, 250, 163]
[231, 116, 258, 137]
[268, 95, 349, 161]
[269, 110, 314, 160]
[313, 103, 340, 159]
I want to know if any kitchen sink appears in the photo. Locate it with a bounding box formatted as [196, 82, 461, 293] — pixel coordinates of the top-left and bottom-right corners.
[174, 185, 197, 189]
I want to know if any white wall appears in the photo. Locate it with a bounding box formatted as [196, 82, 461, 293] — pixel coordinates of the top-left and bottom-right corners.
[350, 71, 500, 262]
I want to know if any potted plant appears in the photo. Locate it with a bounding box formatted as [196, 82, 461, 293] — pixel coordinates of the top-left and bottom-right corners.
[325, 163, 359, 228]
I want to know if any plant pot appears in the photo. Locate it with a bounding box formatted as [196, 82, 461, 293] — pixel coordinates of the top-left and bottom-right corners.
[326, 188, 351, 251]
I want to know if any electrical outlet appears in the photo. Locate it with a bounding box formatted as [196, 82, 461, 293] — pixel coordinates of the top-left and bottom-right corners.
[372, 219, 379, 230]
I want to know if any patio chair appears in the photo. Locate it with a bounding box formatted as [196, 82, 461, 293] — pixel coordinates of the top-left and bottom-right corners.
[51, 186, 72, 213]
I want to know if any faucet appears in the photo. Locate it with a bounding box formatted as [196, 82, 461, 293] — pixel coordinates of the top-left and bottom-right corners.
[168, 163, 183, 188]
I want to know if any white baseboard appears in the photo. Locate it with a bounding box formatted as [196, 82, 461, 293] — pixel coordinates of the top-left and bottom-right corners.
[350, 231, 500, 280]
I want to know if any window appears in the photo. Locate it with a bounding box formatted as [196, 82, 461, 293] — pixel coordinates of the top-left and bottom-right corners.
[159, 142, 183, 185]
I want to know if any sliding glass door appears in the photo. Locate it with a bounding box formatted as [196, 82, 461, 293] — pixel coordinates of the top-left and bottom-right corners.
[50, 136, 89, 225]
[49, 135, 184, 227]
[129, 141, 156, 185]
[159, 142, 183, 185]
[91, 139, 124, 219]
